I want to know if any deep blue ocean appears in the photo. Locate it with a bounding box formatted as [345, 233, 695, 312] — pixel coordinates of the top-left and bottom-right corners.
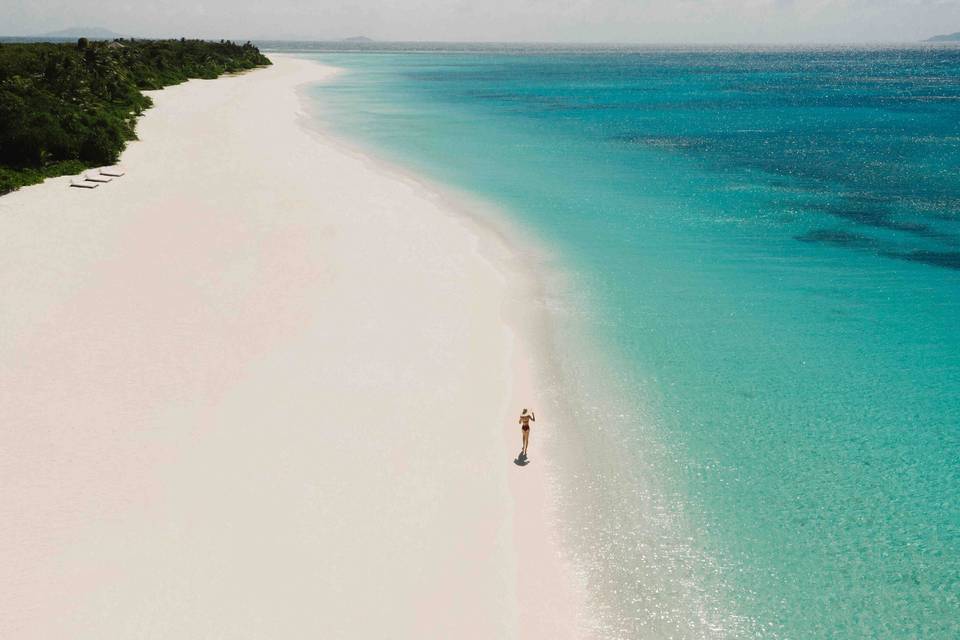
[271, 44, 960, 638]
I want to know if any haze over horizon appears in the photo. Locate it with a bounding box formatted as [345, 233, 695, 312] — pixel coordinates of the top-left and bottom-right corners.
[4, 0, 960, 43]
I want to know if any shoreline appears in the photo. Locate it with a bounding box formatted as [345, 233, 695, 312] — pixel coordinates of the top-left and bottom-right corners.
[283, 52, 596, 639]
[283, 53, 594, 637]
[0, 53, 591, 638]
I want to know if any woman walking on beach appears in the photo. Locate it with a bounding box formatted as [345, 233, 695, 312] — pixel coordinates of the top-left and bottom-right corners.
[519, 408, 535, 457]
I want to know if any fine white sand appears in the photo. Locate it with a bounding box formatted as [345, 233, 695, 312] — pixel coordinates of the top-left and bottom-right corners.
[0, 55, 588, 638]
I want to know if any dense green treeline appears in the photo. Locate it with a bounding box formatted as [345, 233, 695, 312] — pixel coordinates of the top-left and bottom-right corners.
[0, 39, 271, 194]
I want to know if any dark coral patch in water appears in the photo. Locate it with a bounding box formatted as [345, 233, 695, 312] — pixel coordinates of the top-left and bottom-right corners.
[797, 229, 960, 271]
[889, 250, 960, 270]
[795, 229, 878, 249]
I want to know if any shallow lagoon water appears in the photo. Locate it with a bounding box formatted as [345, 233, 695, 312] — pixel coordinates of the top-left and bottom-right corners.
[274, 44, 960, 638]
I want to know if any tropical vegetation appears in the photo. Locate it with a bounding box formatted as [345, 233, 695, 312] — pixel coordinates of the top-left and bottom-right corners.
[0, 38, 271, 194]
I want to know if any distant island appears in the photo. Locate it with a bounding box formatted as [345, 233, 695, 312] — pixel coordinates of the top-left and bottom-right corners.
[927, 31, 960, 42]
[38, 26, 125, 39]
[342, 36, 374, 43]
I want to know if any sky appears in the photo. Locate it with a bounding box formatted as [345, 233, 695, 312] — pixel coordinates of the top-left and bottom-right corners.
[3, 0, 960, 43]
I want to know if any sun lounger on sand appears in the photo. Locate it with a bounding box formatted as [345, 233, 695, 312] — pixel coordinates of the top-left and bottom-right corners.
[84, 172, 112, 183]
[69, 178, 99, 189]
[98, 166, 126, 177]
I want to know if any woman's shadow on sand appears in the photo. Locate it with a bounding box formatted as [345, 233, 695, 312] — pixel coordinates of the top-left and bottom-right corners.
[513, 451, 529, 466]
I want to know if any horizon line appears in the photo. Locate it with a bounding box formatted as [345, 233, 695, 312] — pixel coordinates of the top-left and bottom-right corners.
[2, 35, 958, 46]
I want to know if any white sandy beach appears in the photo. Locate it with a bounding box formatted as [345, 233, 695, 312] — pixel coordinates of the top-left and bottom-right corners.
[0, 54, 587, 638]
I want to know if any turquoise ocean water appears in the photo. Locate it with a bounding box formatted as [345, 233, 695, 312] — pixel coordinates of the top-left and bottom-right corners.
[270, 44, 960, 638]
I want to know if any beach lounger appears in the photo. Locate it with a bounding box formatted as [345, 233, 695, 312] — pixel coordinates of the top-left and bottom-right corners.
[84, 172, 112, 183]
[98, 166, 126, 177]
[70, 178, 99, 189]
